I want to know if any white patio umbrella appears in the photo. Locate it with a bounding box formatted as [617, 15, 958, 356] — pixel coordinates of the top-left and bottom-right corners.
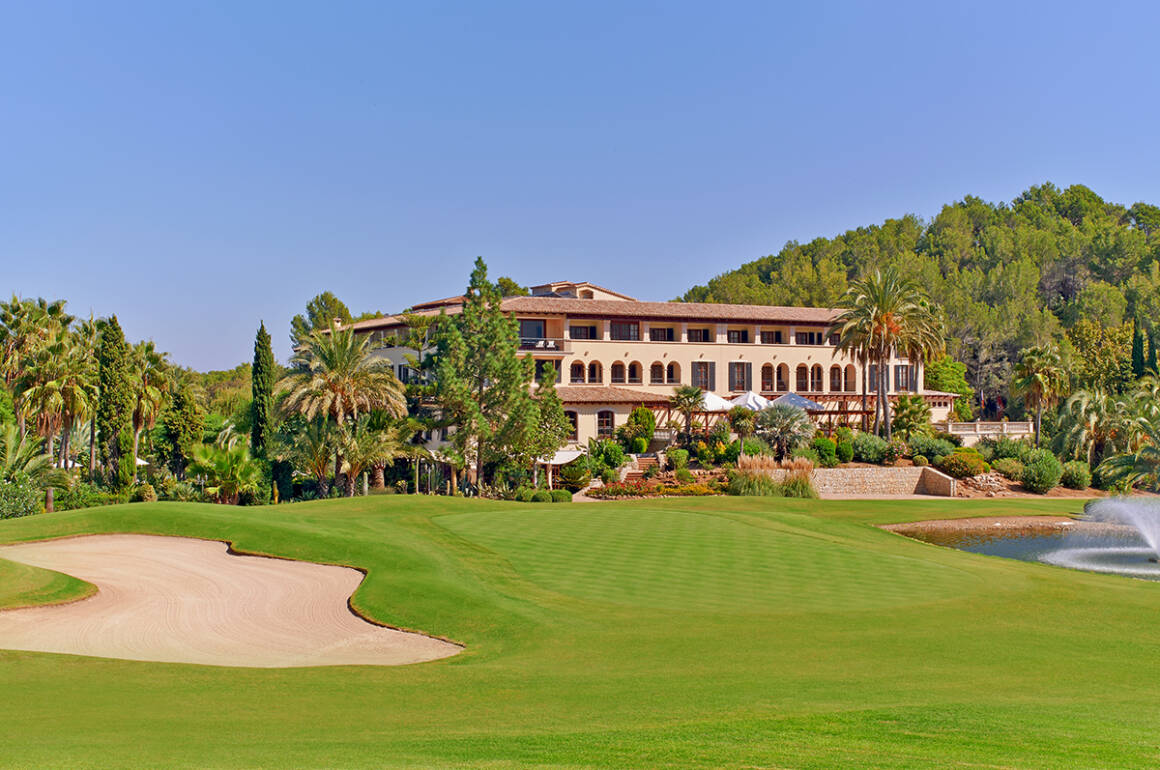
[729, 391, 769, 411]
[700, 392, 735, 412]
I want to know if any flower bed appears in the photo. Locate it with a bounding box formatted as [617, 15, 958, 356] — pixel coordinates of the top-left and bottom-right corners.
[587, 481, 722, 499]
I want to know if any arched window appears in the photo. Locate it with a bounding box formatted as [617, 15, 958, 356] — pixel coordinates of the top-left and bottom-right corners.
[628, 361, 642, 384]
[796, 364, 809, 392]
[650, 362, 665, 384]
[830, 365, 842, 392]
[666, 362, 680, 384]
[570, 362, 585, 384]
[844, 364, 856, 392]
[611, 362, 626, 384]
[588, 361, 602, 384]
[564, 411, 578, 441]
[777, 363, 789, 392]
[761, 363, 774, 392]
[597, 410, 615, 437]
[811, 365, 823, 392]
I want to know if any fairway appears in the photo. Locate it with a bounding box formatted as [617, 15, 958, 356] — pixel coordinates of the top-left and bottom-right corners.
[3, 495, 1160, 768]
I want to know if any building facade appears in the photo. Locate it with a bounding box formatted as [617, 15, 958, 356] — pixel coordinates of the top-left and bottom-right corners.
[347, 281, 956, 446]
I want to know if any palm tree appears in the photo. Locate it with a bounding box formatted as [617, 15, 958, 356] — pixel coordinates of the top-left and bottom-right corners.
[278, 324, 406, 489]
[189, 442, 263, 505]
[668, 385, 704, 442]
[1057, 389, 1128, 466]
[756, 404, 815, 459]
[129, 341, 171, 474]
[829, 267, 944, 440]
[727, 405, 757, 461]
[1012, 344, 1067, 447]
[0, 424, 68, 511]
[1097, 415, 1160, 489]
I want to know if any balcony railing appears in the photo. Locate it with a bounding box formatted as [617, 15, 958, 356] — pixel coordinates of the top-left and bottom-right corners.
[519, 337, 571, 353]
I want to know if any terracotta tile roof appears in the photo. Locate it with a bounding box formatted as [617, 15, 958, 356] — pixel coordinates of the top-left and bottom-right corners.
[501, 296, 840, 324]
[555, 386, 672, 405]
[529, 281, 638, 301]
[341, 294, 839, 333]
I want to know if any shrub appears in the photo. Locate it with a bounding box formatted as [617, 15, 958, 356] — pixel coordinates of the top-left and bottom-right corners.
[937, 451, 987, 479]
[720, 440, 742, 465]
[991, 457, 1025, 480]
[791, 447, 820, 464]
[132, 483, 157, 503]
[666, 448, 689, 470]
[515, 486, 534, 502]
[907, 434, 955, 461]
[852, 432, 890, 464]
[600, 468, 619, 485]
[530, 490, 553, 503]
[170, 481, 201, 502]
[884, 439, 905, 465]
[0, 474, 40, 519]
[588, 481, 721, 499]
[550, 489, 573, 502]
[912, 454, 929, 467]
[1020, 449, 1063, 494]
[55, 482, 108, 511]
[743, 437, 771, 456]
[780, 471, 818, 499]
[834, 427, 853, 444]
[933, 430, 962, 447]
[674, 468, 695, 484]
[1061, 460, 1092, 490]
[835, 440, 853, 464]
[811, 437, 838, 467]
[630, 437, 648, 455]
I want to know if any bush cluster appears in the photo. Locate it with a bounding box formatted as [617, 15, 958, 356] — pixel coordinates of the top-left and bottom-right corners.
[936, 448, 987, 478]
[835, 440, 853, 464]
[912, 454, 929, 467]
[1020, 449, 1063, 494]
[907, 434, 955, 462]
[0, 473, 40, 519]
[852, 432, 890, 464]
[666, 448, 689, 470]
[1060, 461, 1092, 490]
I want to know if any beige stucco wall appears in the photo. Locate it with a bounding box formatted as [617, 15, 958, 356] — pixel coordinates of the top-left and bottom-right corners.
[365, 316, 954, 447]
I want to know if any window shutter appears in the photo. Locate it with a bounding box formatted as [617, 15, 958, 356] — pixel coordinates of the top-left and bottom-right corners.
[744, 363, 752, 392]
[708, 362, 716, 392]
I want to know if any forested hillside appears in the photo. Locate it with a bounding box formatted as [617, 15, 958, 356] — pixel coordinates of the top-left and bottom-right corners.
[681, 183, 1160, 416]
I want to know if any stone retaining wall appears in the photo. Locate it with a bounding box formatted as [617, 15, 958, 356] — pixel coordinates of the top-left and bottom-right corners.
[761, 466, 956, 497]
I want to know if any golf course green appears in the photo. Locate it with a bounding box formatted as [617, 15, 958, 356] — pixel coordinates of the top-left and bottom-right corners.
[2, 495, 1159, 768]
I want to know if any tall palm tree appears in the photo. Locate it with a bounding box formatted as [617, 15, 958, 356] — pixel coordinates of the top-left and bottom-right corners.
[829, 266, 944, 440]
[1012, 344, 1067, 447]
[277, 324, 406, 487]
[129, 341, 171, 474]
[668, 385, 704, 442]
[1097, 415, 1160, 489]
[727, 405, 757, 461]
[0, 424, 68, 511]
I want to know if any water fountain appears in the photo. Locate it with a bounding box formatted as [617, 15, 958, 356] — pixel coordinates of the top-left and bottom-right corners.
[894, 498, 1160, 580]
[1039, 498, 1160, 579]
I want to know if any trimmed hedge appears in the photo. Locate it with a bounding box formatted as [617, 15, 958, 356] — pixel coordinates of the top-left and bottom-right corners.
[550, 489, 573, 503]
[913, 455, 929, 467]
[530, 490, 553, 503]
[937, 451, 986, 479]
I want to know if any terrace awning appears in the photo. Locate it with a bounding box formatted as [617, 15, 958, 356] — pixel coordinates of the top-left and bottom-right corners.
[700, 392, 735, 412]
[768, 392, 824, 411]
[730, 391, 769, 411]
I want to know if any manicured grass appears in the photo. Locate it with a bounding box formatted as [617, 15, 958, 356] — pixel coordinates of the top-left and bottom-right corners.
[2, 495, 1160, 767]
[0, 557, 94, 610]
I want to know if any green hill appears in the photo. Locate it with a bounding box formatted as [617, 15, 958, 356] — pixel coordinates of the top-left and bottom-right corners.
[682, 183, 1160, 413]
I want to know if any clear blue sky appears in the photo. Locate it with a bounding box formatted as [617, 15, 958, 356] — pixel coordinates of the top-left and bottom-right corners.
[3, 1, 1159, 370]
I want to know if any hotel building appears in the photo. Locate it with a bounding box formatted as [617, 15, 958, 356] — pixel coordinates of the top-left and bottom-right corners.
[345, 281, 956, 446]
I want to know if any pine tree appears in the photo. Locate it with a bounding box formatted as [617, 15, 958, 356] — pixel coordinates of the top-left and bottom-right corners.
[1132, 319, 1146, 378]
[96, 316, 134, 485]
[250, 322, 275, 458]
[431, 258, 554, 489]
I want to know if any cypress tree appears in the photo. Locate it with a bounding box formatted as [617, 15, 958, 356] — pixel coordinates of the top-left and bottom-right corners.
[1149, 325, 1158, 375]
[1132, 319, 1146, 378]
[250, 322, 275, 458]
[96, 316, 134, 485]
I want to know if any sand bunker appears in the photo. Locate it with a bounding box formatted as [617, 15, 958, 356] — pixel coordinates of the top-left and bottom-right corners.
[0, 534, 461, 668]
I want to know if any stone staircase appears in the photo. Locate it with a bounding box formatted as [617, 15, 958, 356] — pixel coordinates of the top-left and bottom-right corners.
[622, 455, 659, 483]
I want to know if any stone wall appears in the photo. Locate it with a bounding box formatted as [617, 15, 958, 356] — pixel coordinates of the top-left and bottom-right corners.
[761, 466, 956, 497]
